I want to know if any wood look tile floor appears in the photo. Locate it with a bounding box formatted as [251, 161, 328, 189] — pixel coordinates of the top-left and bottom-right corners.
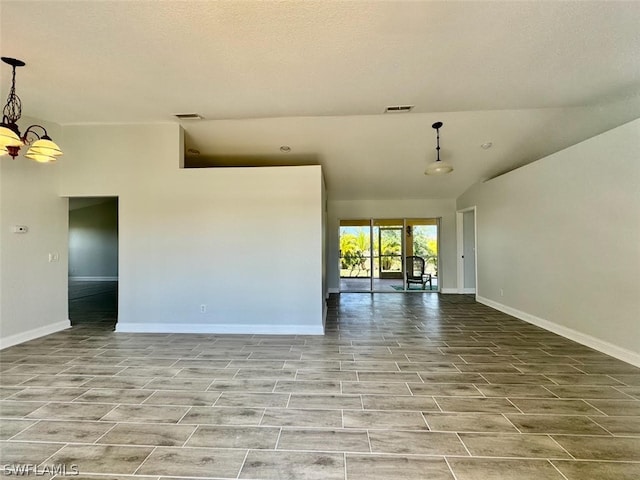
[1, 293, 640, 479]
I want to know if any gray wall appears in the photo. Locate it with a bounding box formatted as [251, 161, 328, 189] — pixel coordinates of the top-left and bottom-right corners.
[457, 119, 640, 364]
[69, 198, 118, 279]
[59, 124, 325, 334]
[0, 117, 69, 348]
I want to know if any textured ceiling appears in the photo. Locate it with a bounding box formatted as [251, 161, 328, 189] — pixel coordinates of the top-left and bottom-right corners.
[2, 1, 640, 199]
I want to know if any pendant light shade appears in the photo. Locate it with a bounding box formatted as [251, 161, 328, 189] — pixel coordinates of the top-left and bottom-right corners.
[424, 121, 453, 175]
[25, 152, 57, 163]
[424, 159, 454, 175]
[27, 138, 63, 157]
[0, 125, 22, 148]
[25, 137, 61, 163]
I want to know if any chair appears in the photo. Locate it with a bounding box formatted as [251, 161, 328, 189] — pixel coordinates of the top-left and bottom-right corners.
[405, 256, 432, 290]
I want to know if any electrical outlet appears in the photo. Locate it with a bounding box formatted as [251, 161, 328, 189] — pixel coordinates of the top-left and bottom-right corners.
[500, 289, 504, 297]
[48, 253, 60, 263]
[200, 304, 207, 313]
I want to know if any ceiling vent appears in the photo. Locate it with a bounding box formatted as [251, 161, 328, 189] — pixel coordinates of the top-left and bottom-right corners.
[384, 105, 414, 113]
[174, 113, 204, 120]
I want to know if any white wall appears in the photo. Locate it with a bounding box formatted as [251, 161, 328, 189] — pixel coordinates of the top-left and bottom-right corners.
[69, 198, 118, 279]
[0, 118, 69, 348]
[321, 175, 328, 322]
[457, 119, 640, 365]
[326, 198, 457, 292]
[59, 124, 324, 334]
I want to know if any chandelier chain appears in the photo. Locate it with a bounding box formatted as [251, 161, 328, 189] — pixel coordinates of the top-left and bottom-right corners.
[2, 65, 22, 124]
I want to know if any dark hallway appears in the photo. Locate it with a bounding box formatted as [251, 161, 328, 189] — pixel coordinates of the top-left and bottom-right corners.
[68, 280, 117, 329]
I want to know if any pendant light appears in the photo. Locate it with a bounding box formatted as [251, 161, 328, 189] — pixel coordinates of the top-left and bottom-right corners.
[424, 121, 453, 175]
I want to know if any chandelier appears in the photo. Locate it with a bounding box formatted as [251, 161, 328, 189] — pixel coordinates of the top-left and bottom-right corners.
[0, 57, 63, 163]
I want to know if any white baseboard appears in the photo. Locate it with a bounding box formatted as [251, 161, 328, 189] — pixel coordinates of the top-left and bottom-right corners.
[70, 276, 118, 282]
[442, 288, 475, 294]
[0, 320, 71, 350]
[477, 295, 640, 368]
[116, 322, 325, 335]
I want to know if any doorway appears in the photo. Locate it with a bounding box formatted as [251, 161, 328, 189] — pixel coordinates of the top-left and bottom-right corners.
[68, 197, 119, 329]
[339, 218, 439, 292]
[456, 207, 477, 295]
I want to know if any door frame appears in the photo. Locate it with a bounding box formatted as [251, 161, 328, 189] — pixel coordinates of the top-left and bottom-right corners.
[456, 206, 477, 296]
[67, 195, 120, 326]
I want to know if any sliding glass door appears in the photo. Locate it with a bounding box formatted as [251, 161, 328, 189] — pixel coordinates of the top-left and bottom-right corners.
[339, 221, 372, 292]
[372, 219, 404, 291]
[339, 218, 439, 292]
[406, 218, 439, 291]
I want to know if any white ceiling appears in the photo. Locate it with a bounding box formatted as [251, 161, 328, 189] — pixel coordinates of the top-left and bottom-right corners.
[2, 1, 639, 200]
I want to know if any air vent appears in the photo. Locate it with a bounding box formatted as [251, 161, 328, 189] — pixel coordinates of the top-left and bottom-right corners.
[384, 105, 414, 113]
[174, 113, 204, 120]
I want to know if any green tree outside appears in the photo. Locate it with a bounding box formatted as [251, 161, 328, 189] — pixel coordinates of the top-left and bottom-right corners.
[413, 231, 438, 274]
[340, 229, 370, 277]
